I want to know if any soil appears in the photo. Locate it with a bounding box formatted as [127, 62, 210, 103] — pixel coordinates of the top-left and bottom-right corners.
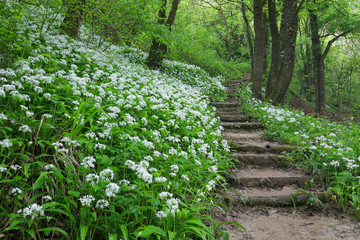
[215, 205, 360, 240]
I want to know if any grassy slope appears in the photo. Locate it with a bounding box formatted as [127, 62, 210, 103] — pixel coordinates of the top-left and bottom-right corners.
[0, 2, 233, 239]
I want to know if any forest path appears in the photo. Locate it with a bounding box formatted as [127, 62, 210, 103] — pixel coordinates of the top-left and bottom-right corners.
[212, 77, 360, 239]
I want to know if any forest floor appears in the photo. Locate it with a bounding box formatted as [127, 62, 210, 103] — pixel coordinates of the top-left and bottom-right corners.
[213, 77, 360, 239]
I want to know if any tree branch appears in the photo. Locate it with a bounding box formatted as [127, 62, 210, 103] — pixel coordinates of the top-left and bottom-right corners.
[321, 27, 359, 60]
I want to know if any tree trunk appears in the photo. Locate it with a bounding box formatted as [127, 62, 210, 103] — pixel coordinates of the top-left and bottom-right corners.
[266, 0, 281, 98]
[241, 2, 254, 78]
[61, 0, 86, 39]
[252, 0, 266, 100]
[146, 0, 181, 69]
[309, 7, 325, 115]
[269, 0, 299, 104]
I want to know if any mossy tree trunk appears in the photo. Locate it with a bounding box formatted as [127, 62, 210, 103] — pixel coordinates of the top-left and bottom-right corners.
[61, 0, 86, 39]
[146, 0, 181, 69]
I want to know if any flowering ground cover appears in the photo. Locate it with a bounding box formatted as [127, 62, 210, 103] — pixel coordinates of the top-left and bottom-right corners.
[0, 2, 237, 239]
[239, 85, 360, 220]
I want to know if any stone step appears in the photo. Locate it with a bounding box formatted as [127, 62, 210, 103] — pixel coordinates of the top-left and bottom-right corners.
[230, 141, 299, 153]
[225, 83, 241, 89]
[217, 107, 244, 114]
[228, 168, 311, 188]
[212, 102, 238, 108]
[220, 115, 252, 122]
[232, 153, 287, 168]
[227, 79, 249, 85]
[222, 187, 322, 207]
[222, 122, 263, 130]
[227, 89, 238, 94]
[222, 130, 264, 141]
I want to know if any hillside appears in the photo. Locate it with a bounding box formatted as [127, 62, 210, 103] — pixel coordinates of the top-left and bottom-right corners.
[0, 2, 233, 239]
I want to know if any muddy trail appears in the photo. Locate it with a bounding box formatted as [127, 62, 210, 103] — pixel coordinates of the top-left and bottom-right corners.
[213, 76, 360, 239]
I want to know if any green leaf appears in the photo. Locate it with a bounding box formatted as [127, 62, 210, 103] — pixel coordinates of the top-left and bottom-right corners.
[119, 225, 129, 240]
[26, 228, 35, 238]
[168, 230, 176, 240]
[33, 172, 52, 190]
[68, 190, 80, 197]
[109, 233, 117, 240]
[215, 221, 246, 233]
[38, 227, 68, 238]
[134, 225, 166, 238]
[218, 230, 230, 240]
[80, 224, 89, 240]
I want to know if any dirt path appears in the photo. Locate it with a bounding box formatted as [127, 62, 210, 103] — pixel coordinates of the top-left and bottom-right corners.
[212, 77, 360, 239]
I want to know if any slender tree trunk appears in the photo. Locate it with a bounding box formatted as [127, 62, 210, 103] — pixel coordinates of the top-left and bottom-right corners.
[241, 2, 254, 78]
[269, 0, 299, 103]
[146, 0, 181, 69]
[309, 7, 325, 115]
[266, 0, 281, 98]
[61, 0, 86, 39]
[252, 0, 266, 100]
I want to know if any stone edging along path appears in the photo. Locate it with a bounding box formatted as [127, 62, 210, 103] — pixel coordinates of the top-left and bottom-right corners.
[212, 76, 360, 239]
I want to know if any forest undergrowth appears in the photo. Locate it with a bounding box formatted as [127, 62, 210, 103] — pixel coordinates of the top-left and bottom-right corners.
[0, 2, 245, 239]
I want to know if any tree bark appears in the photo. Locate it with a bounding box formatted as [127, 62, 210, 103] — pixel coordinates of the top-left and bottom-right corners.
[266, 0, 281, 98]
[146, 0, 181, 69]
[61, 0, 86, 39]
[252, 0, 266, 100]
[309, 7, 324, 115]
[241, 2, 254, 78]
[309, 0, 355, 115]
[269, 0, 299, 104]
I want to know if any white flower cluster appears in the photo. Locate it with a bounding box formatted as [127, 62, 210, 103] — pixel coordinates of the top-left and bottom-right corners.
[125, 160, 153, 184]
[17, 203, 44, 219]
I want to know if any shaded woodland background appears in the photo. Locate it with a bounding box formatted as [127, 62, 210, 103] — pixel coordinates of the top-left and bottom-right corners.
[2, 0, 360, 118]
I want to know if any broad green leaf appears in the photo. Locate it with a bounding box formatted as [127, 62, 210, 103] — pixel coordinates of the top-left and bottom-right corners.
[80, 224, 89, 240]
[119, 225, 129, 240]
[39, 227, 68, 237]
[135, 225, 166, 238]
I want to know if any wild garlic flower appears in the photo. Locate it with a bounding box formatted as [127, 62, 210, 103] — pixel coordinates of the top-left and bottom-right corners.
[79, 195, 95, 207]
[181, 174, 189, 181]
[159, 191, 173, 199]
[10, 164, 21, 171]
[44, 164, 55, 170]
[19, 125, 31, 133]
[10, 188, 22, 195]
[119, 179, 130, 186]
[0, 139, 12, 148]
[170, 165, 179, 173]
[100, 169, 114, 182]
[43, 195, 52, 201]
[208, 165, 218, 173]
[206, 180, 216, 191]
[81, 156, 96, 168]
[156, 211, 167, 219]
[155, 177, 167, 183]
[105, 183, 119, 197]
[85, 173, 99, 185]
[94, 143, 106, 150]
[166, 198, 180, 216]
[17, 203, 44, 219]
[96, 199, 109, 209]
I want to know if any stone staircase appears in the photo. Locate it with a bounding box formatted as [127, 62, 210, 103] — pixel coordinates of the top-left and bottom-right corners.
[214, 77, 317, 208]
[212, 77, 360, 239]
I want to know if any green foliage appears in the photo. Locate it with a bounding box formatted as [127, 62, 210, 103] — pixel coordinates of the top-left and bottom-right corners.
[0, 2, 241, 239]
[168, 0, 251, 79]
